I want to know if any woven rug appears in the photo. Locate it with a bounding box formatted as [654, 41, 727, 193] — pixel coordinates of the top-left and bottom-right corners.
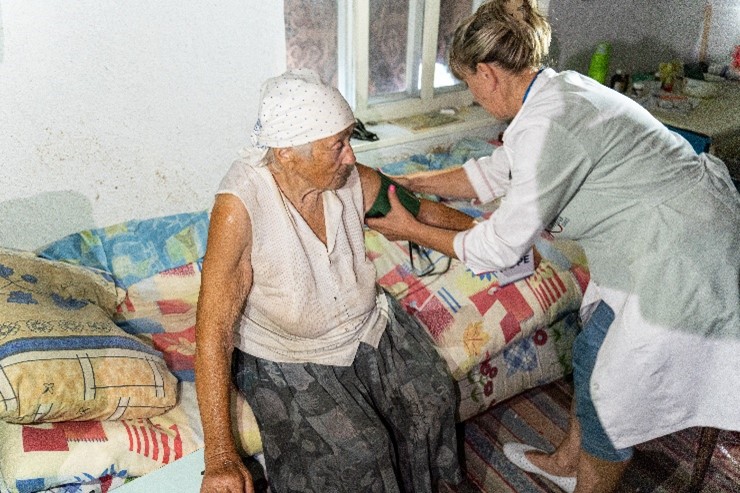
[450, 378, 740, 492]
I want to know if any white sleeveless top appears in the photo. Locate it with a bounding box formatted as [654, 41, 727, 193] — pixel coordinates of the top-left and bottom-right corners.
[217, 160, 388, 366]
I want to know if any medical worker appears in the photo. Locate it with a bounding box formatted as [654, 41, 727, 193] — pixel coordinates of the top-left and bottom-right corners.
[367, 1, 740, 492]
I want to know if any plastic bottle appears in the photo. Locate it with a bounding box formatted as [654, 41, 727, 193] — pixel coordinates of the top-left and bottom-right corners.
[610, 69, 628, 93]
[588, 42, 611, 84]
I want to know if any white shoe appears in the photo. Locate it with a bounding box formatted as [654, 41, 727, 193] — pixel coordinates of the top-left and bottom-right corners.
[502, 443, 577, 493]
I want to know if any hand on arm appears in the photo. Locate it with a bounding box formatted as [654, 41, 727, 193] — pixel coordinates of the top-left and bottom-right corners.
[195, 194, 255, 493]
[365, 184, 461, 258]
[357, 164, 474, 230]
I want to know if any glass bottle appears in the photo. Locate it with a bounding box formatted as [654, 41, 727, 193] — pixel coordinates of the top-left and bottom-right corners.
[610, 69, 628, 93]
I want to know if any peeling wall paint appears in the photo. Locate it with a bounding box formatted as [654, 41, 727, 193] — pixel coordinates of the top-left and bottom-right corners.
[0, 1, 285, 250]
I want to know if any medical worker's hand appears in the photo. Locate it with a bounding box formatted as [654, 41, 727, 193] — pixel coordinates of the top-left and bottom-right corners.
[366, 184, 420, 242]
[386, 174, 415, 191]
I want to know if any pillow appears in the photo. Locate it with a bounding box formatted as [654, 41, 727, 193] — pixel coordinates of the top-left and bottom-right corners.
[0, 382, 263, 493]
[114, 262, 202, 382]
[37, 211, 210, 289]
[0, 248, 178, 424]
[113, 263, 265, 454]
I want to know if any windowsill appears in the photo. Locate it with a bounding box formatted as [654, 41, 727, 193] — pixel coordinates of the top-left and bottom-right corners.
[352, 104, 505, 154]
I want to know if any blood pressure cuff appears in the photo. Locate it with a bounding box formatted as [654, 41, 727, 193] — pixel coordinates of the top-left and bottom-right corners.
[365, 172, 421, 218]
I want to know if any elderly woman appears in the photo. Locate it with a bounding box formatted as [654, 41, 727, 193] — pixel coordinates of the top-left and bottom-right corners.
[194, 70, 472, 493]
[367, 2, 740, 493]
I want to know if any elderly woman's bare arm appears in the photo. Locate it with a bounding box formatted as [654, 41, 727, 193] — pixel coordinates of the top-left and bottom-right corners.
[195, 194, 255, 493]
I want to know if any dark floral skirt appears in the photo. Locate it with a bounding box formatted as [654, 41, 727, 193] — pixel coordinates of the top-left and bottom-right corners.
[232, 293, 462, 493]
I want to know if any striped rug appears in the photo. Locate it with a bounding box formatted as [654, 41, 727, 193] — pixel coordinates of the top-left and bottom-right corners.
[450, 377, 740, 492]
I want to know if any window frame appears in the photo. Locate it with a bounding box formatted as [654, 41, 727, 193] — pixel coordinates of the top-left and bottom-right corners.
[342, 0, 477, 122]
[335, 0, 551, 122]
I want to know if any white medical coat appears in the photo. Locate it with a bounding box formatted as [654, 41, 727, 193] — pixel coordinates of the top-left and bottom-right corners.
[455, 68, 740, 448]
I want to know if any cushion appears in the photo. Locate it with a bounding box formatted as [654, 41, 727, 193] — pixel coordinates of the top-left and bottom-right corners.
[114, 262, 263, 453]
[37, 211, 210, 289]
[0, 382, 262, 493]
[0, 248, 178, 424]
[115, 262, 202, 382]
[113, 262, 262, 455]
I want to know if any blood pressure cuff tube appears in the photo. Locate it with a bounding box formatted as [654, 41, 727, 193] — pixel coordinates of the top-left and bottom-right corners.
[365, 172, 421, 218]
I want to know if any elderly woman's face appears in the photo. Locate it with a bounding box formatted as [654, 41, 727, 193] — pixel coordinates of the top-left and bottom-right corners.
[295, 124, 356, 190]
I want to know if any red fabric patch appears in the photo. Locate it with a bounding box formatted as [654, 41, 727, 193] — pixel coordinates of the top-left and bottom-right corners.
[469, 288, 497, 316]
[116, 294, 136, 314]
[377, 266, 434, 314]
[496, 285, 534, 321]
[152, 326, 196, 372]
[571, 265, 590, 293]
[100, 475, 114, 493]
[22, 425, 69, 452]
[500, 312, 521, 343]
[470, 284, 533, 320]
[156, 299, 194, 315]
[526, 264, 570, 312]
[470, 285, 533, 342]
[160, 264, 196, 276]
[413, 296, 454, 340]
[366, 250, 381, 261]
[59, 421, 107, 442]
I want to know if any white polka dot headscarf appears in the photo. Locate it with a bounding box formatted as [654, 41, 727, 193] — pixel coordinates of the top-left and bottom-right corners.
[241, 69, 355, 166]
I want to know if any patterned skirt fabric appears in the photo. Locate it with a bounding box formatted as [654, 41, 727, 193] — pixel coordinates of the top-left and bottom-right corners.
[232, 293, 462, 492]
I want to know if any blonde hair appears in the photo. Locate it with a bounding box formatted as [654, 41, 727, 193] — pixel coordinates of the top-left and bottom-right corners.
[449, 0, 551, 79]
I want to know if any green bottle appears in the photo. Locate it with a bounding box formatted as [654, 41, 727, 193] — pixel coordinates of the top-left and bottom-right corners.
[588, 42, 611, 84]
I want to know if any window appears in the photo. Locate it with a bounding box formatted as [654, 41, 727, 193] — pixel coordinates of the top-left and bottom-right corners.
[284, 1, 339, 89]
[285, 0, 484, 121]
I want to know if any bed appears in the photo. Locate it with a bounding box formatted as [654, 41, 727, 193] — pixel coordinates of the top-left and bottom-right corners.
[0, 138, 588, 493]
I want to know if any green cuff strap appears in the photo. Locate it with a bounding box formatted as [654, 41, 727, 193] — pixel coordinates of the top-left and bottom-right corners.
[366, 173, 421, 218]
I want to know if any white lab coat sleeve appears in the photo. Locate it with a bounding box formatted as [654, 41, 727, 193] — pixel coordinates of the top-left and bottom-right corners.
[455, 121, 595, 274]
[462, 147, 512, 202]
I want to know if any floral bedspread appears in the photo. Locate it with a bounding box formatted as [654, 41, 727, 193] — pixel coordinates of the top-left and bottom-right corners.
[372, 137, 589, 417]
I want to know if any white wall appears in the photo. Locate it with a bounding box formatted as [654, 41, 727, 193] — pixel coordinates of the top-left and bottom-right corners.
[548, 0, 739, 76]
[2, 0, 735, 250]
[0, 1, 285, 250]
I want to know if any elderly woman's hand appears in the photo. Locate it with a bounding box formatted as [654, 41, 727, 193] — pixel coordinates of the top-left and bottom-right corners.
[366, 184, 420, 242]
[201, 454, 254, 493]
